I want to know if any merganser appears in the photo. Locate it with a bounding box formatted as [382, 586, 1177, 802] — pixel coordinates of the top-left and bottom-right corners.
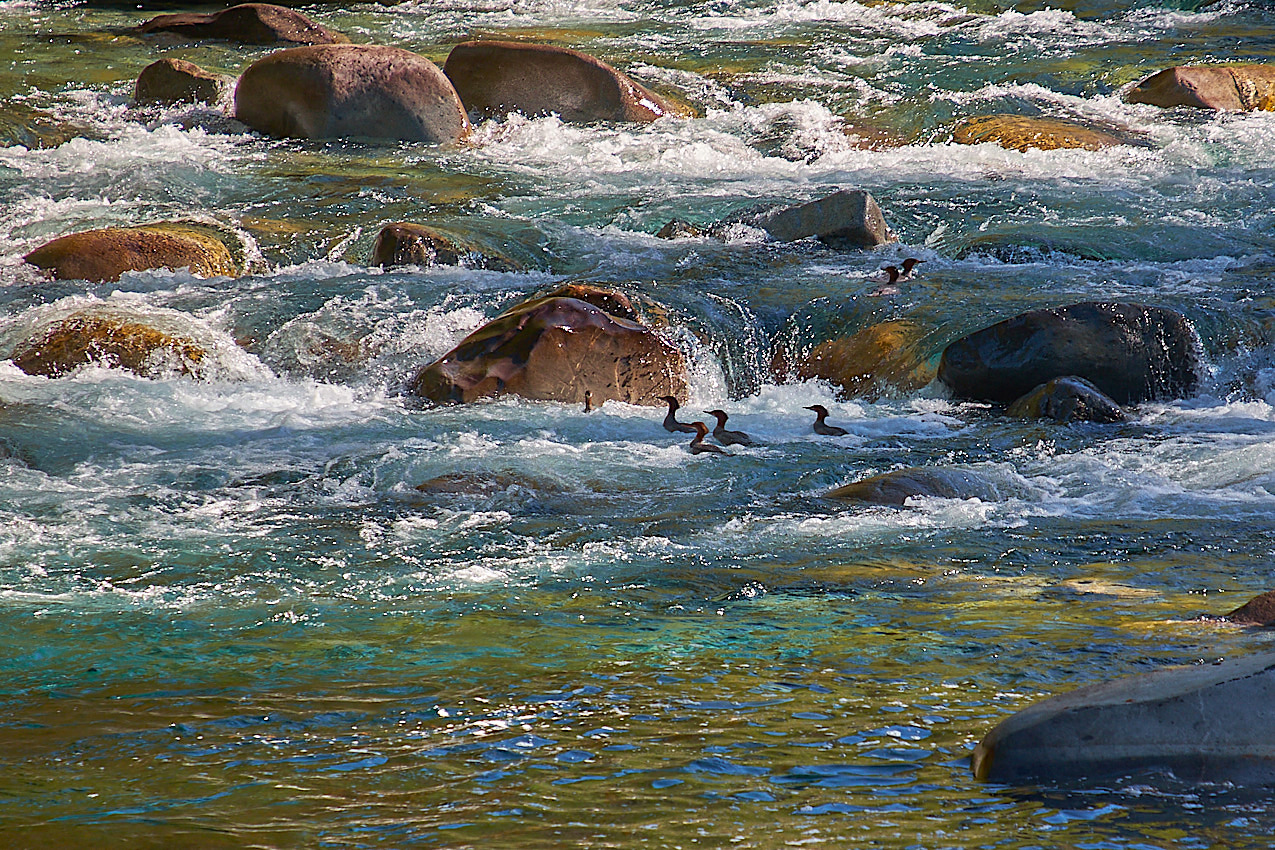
[689, 421, 728, 455]
[805, 404, 849, 436]
[658, 395, 698, 434]
[704, 409, 754, 446]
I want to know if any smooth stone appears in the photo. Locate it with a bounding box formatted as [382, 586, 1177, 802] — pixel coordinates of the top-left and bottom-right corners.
[136, 3, 348, 45]
[824, 467, 1002, 506]
[1226, 591, 1275, 626]
[972, 651, 1275, 785]
[0, 103, 94, 149]
[937, 302, 1202, 405]
[134, 57, 231, 105]
[409, 293, 688, 406]
[952, 114, 1128, 151]
[793, 320, 935, 399]
[24, 222, 239, 282]
[371, 223, 520, 271]
[1126, 64, 1275, 111]
[735, 189, 894, 249]
[443, 40, 693, 123]
[1005, 375, 1128, 423]
[234, 44, 470, 144]
[10, 309, 207, 379]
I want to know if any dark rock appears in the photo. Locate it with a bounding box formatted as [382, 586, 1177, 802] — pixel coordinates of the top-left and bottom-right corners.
[953, 114, 1130, 151]
[972, 651, 1275, 785]
[10, 310, 207, 379]
[1226, 591, 1275, 627]
[371, 223, 520, 271]
[234, 44, 470, 144]
[824, 467, 1002, 506]
[443, 40, 693, 124]
[937, 302, 1202, 405]
[735, 189, 894, 249]
[24, 222, 240, 282]
[1005, 375, 1128, 423]
[136, 3, 348, 45]
[654, 219, 704, 240]
[409, 293, 688, 406]
[135, 57, 231, 105]
[1126, 64, 1275, 111]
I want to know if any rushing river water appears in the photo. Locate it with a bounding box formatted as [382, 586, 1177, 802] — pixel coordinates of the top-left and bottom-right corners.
[4, 0, 1275, 846]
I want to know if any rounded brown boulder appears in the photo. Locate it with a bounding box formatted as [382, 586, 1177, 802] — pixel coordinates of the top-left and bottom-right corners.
[11, 310, 207, 379]
[1126, 64, 1275, 111]
[24, 222, 239, 283]
[135, 57, 231, 105]
[937, 302, 1202, 405]
[824, 467, 1003, 506]
[235, 44, 470, 144]
[793, 320, 935, 399]
[443, 40, 693, 123]
[953, 114, 1128, 152]
[136, 4, 348, 46]
[409, 293, 688, 406]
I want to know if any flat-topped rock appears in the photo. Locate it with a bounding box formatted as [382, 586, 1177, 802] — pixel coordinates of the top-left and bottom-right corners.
[1126, 64, 1275, 111]
[235, 44, 470, 144]
[953, 114, 1129, 152]
[734, 189, 894, 249]
[136, 3, 347, 45]
[24, 222, 240, 282]
[938, 302, 1202, 405]
[135, 57, 231, 105]
[443, 40, 692, 123]
[973, 651, 1275, 785]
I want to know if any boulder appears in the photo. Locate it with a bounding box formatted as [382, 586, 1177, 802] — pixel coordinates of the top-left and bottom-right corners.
[234, 44, 470, 144]
[442, 40, 692, 123]
[24, 222, 239, 282]
[0, 104, 95, 149]
[794, 320, 935, 399]
[824, 467, 1002, 506]
[952, 114, 1128, 152]
[1005, 375, 1128, 423]
[734, 189, 894, 249]
[1126, 64, 1275, 111]
[10, 310, 207, 379]
[136, 3, 348, 45]
[937, 302, 1201, 405]
[135, 57, 231, 105]
[972, 651, 1275, 785]
[371, 222, 519, 271]
[1226, 591, 1275, 627]
[409, 293, 688, 406]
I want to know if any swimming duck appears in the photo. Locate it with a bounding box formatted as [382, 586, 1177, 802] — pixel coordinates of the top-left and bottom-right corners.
[689, 420, 728, 455]
[704, 409, 754, 446]
[659, 395, 698, 434]
[805, 404, 849, 437]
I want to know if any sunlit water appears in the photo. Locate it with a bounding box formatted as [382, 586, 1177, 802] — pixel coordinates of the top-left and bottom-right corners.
[4, 0, 1275, 846]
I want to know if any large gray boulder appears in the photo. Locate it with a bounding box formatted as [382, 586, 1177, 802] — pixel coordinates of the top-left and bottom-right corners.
[938, 302, 1202, 405]
[234, 44, 470, 144]
[973, 651, 1275, 785]
[442, 40, 692, 123]
[734, 189, 893, 249]
[1126, 64, 1275, 112]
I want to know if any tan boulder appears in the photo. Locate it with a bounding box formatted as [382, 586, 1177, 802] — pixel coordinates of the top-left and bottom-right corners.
[24, 222, 239, 282]
[135, 57, 231, 105]
[794, 320, 934, 399]
[409, 292, 688, 406]
[235, 44, 470, 144]
[953, 114, 1128, 151]
[1126, 64, 1275, 111]
[136, 4, 347, 46]
[10, 310, 207, 379]
[443, 40, 693, 123]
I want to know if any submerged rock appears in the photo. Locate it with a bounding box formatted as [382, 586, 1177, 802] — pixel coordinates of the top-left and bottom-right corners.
[1226, 591, 1275, 627]
[0, 103, 96, 149]
[937, 302, 1201, 405]
[136, 4, 348, 45]
[234, 44, 470, 144]
[24, 222, 240, 282]
[1126, 64, 1275, 111]
[11, 310, 207, 379]
[793, 320, 935, 399]
[371, 222, 520, 271]
[1005, 375, 1128, 423]
[134, 57, 231, 105]
[409, 291, 687, 406]
[952, 114, 1129, 152]
[972, 651, 1275, 785]
[732, 189, 894, 249]
[442, 40, 693, 123]
[824, 467, 1002, 506]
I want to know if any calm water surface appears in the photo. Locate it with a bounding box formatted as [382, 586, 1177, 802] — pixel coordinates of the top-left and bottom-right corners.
[3, 0, 1275, 846]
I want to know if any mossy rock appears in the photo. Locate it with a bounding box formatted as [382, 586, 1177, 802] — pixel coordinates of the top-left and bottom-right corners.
[24, 221, 241, 282]
[795, 320, 935, 399]
[11, 310, 207, 378]
[953, 114, 1129, 152]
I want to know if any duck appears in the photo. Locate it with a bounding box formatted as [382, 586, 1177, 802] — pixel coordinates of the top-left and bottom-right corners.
[704, 409, 754, 446]
[658, 395, 698, 434]
[689, 421, 728, 455]
[805, 404, 849, 437]
[871, 257, 924, 297]
[583, 390, 595, 413]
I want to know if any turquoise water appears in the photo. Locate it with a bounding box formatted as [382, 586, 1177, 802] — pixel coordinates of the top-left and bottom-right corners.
[4, 0, 1275, 846]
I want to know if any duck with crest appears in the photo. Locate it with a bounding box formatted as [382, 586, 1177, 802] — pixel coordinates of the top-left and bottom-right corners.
[805, 404, 849, 437]
[704, 409, 754, 447]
